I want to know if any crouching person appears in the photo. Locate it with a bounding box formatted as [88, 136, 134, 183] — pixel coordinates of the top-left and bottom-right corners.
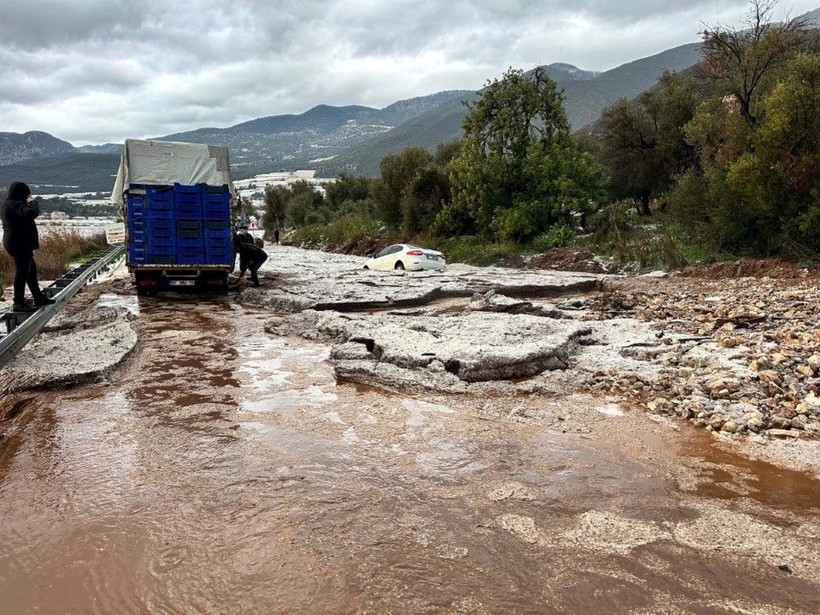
[234, 234, 268, 287]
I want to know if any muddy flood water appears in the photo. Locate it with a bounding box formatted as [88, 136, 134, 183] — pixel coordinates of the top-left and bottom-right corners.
[1, 297, 819, 614]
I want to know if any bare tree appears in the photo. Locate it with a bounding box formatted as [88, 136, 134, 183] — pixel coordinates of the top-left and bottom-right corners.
[700, 0, 809, 126]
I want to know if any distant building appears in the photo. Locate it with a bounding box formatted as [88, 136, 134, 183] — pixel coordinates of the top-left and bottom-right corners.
[234, 169, 337, 210]
[50, 211, 68, 221]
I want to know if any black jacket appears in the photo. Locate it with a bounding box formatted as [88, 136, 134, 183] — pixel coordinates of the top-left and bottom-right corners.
[1, 181, 40, 254]
[235, 239, 267, 272]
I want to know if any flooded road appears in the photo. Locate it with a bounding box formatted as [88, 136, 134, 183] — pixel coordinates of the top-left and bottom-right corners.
[1, 297, 819, 614]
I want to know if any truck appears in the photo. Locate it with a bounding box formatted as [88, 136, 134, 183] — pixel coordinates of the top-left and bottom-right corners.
[111, 139, 237, 296]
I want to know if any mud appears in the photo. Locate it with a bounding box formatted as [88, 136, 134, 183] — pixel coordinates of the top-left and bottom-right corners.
[0, 247, 818, 613]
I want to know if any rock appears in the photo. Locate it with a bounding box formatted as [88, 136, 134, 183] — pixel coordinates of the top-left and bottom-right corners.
[721, 420, 740, 433]
[708, 379, 726, 391]
[768, 429, 799, 439]
[769, 416, 792, 429]
[749, 359, 767, 371]
[746, 418, 765, 432]
[758, 370, 781, 385]
[708, 416, 725, 431]
[804, 391, 820, 407]
[790, 416, 808, 430]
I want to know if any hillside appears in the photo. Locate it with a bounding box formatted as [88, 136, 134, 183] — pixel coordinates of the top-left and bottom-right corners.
[315, 92, 479, 177]
[0, 152, 120, 193]
[0, 131, 75, 166]
[321, 44, 703, 176]
[157, 91, 475, 179]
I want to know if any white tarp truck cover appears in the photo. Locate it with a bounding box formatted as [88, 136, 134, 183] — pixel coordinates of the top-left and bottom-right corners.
[111, 139, 236, 207]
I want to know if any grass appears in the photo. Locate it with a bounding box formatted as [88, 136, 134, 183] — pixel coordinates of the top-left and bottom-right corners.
[0, 230, 108, 290]
[292, 212, 386, 247]
[432, 236, 523, 266]
[287, 203, 750, 271]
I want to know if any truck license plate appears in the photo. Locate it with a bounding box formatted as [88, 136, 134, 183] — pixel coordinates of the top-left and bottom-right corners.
[169, 280, 195, 286]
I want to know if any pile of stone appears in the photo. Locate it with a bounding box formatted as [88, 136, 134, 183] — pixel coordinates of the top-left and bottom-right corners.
[586, 276, 820, 438]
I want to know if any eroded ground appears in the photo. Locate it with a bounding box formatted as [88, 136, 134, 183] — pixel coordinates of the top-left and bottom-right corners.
[0, 247, 818, 614]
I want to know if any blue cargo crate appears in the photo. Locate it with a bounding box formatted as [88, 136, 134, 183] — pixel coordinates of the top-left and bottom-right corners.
[147, 254, 176, 265]
[204, 219, 229, 231]
[204, 219, 230, 240]
[146, 191, 174, 213]
[129, 246, 147, 264]
[148, 224, 175, 240]
[208, 235, 233, 246]
[177, 245, 206, 264]
[203, 185, 231, 218]
[173, 183, 200, 193]
[174, 183, 203, 217]
[205, 251, 234, 266]
[205, 231, 231, 243]
[127, 181, 232, 269]
[148, 236, 176, 254]
[176, 219, 203, 238]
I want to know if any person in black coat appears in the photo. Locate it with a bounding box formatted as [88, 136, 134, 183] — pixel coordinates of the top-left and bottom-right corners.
[233, 225, 268, 287]
[1, 181, 56, 312]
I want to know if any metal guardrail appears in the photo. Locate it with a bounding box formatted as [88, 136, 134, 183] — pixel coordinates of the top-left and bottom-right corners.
[0, 243, 126, 369]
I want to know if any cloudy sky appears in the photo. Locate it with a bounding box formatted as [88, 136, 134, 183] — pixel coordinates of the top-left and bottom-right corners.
[0, 0, 816, 146]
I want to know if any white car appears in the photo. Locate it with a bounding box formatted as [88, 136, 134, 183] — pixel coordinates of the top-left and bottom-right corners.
[363, 243, 446, 272]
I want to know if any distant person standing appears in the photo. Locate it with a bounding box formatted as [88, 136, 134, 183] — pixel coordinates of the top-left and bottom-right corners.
[1, 181, 56, 312]
[274, 228, 280, 245]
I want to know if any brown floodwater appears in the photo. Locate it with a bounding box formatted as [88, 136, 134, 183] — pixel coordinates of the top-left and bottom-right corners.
[1, 296, 819, 614]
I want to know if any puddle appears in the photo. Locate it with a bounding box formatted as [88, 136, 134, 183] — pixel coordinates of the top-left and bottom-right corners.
[679, 429, 820, 510]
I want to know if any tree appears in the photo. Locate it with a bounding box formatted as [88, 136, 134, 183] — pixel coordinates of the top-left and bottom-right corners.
[371, 147, 433, 231]
[262, 185, 287, 233]
[239, 195, 256, 219]
[750, 51, 820, 251]
[400, 166, 451, 236]
[324, 173, 371, 210]
[597, 72, 701, 215]
[434, 139, 463, 167]
[439, 67, 605, 241]
[700, 0, 809, 128]
[664, 2, 818, 256]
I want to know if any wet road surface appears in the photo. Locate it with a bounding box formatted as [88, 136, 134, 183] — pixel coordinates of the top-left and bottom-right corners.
[1, 296, 819, 614]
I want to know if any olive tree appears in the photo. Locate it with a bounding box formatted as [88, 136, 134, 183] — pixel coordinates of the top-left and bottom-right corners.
[438, 67, 605, 241]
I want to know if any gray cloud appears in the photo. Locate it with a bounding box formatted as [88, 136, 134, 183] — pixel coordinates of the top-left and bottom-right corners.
[0, 0, 150, 49]
[0, 0, 815, 145]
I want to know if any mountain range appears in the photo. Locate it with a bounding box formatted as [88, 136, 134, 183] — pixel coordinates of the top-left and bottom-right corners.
[0, 31, 767, 193]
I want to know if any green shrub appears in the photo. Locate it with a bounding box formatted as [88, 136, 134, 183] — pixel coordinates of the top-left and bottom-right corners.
[433, 236, 521, 266]
[293, 212, 387, 247]
[531, 224, 575, 251]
